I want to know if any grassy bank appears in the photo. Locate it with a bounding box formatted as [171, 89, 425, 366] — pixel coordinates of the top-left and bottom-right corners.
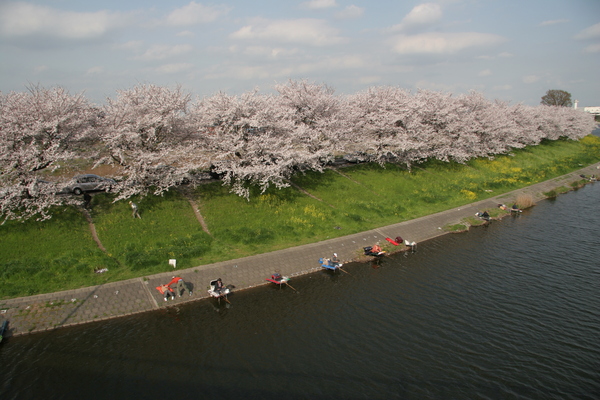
[1, 136, 599, 299]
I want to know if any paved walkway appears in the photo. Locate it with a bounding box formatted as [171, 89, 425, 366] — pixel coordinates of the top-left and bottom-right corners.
[1, 163, 598, 337]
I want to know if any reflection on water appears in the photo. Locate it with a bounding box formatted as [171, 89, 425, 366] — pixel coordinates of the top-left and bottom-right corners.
[1, 184, 600, 399]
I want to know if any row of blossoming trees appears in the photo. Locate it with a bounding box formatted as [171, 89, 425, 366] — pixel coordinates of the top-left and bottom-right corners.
[1, 81, 596, 222]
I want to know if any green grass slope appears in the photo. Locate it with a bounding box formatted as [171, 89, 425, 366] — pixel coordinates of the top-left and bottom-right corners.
[1, 136, 599, 299]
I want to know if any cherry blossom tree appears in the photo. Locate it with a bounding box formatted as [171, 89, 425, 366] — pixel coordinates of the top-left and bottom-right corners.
[344, 86, 420, 166]
[0, 85, 96, 221]
[345, 88, 504, 166]
[274, 79, 344, 152]
[273, 79, 344, 169]
[1, 81, 596, 221]
[190, 81, 341, 198]
[532, 105, 595, 141]
[97, 84, 204, 200]
[189, 90, 282, 198]
[344, 87, 595, 169]
[550, 105, 597, 139]
[410, 89, 471, 163]
[452, 92, 525, 157]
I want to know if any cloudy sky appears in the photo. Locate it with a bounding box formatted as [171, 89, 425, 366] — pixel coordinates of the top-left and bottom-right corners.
[1, 0, 599, 106]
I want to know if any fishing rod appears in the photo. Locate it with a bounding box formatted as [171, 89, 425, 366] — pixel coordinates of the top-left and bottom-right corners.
[285, 282, 299, 292]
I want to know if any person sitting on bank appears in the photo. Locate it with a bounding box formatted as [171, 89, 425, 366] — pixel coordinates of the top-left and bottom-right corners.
[331, 253, 340, 264]
[214, 278, 225, 294]
[511, 204, 521, 213]
[476, 211, 490, 221]
[371, 244, 382, 254]
[157, 284, 175, 301]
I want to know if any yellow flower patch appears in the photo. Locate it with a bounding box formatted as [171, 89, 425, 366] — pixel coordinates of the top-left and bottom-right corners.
[460, 189, 477, 200]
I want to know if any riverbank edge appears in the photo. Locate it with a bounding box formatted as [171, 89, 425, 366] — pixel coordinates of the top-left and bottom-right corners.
[1, 162, 599, 338]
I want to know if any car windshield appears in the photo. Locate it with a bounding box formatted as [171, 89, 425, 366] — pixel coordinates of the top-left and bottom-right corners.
[78, 176, 99, 183]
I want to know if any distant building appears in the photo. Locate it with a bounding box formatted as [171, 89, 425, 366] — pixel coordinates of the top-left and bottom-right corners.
[583, 107, 600, 116]
[572, 101, 598, 116]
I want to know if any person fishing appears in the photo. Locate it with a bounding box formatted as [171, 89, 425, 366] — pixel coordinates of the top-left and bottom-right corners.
[331, 253, 340, 265]
[214, 278, 225, 294]
[476, 211, 490, 221]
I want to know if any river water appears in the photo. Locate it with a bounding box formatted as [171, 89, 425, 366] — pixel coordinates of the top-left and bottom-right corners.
[1, 182, 599, 399]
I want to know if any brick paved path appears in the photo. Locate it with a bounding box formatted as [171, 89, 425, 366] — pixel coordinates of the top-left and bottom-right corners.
[1, 163, 598, 337]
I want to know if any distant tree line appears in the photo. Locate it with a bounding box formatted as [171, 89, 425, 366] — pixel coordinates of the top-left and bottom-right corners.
[0, 81, 596, 222]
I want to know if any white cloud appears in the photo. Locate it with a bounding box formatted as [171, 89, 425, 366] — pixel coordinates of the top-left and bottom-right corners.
[283, 55, 370, 77]
[86, 66, 105, 76]
[115, 41, 144, 51]
[574, 22, 600, 40]
[206, 54, 367, 82]
[155, 63, 193, 74]
[522, 75, 539, 84]
[390, 32, 506, 55]
[335, 5, 364, 20]
[0, 2, 130, 40]
[389, 3, 442, 33]
[493, 84, 512, 91]
[583, 43, 600, 53]
[303, 55, 368, 71]
[357, 76, 381, 85]
[137, 44, 193, 61]
[165, 2, 230, 26]
[231, 19, 344, 46]
[301, 0, 338, 10]
[241, 46, 299, 59]
[34, 65, 48, 74]
[415, 80, 459, 92]
[539, 19, 569, 27]
[574, 22, 600, 53]
[478, 69, 492, 77]
[478, 52, 513, 60]
[205, 64, 273, 81]
[176, 31, 195, 37]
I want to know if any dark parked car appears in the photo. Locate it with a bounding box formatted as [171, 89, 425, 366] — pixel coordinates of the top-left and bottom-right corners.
[343, 151, 370, 163]
[61, 174, 116, 195]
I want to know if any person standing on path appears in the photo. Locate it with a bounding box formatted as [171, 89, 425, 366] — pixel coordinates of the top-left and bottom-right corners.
[168, 276, 192, 297]
[129, 201, 141, 218]
[83, 193, 92, 209]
